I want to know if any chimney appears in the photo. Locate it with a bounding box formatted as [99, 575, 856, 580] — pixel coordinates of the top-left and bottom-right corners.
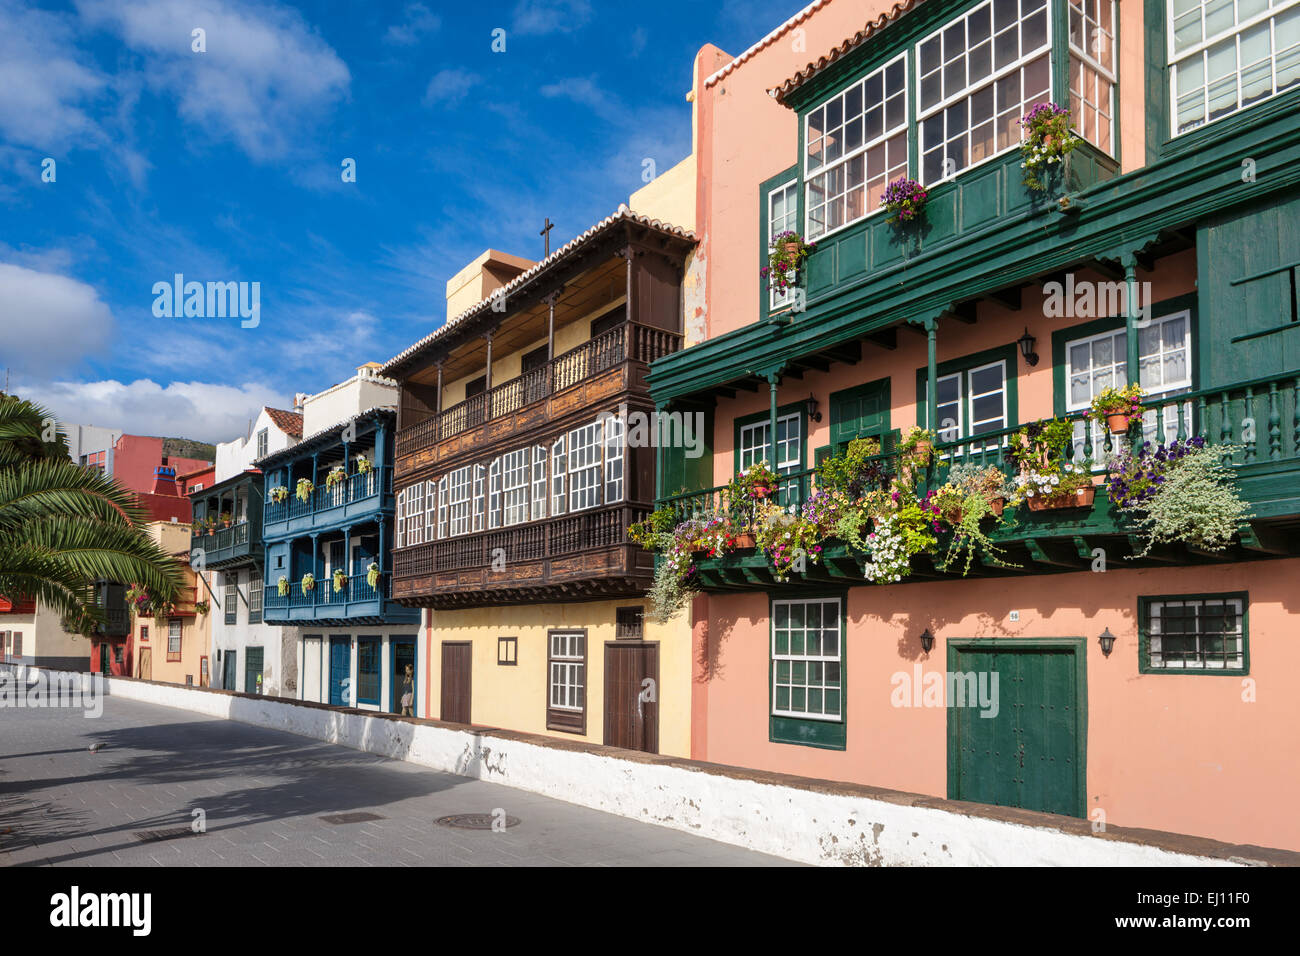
[293, 392, 309, 412]
[445, 249, 534, 322]
[151, 466, 180, 497]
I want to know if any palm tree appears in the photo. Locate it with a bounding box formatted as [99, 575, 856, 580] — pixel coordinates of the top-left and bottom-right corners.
[0, 394, 184, 636]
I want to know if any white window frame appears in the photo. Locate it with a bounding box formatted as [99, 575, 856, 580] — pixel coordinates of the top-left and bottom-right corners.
[532, 446, 547, 520]
[1068, 0, 1117, 153]
[739, 413, 803, 474]
[548, 631, 585, 711]
[768, 179, 800, 310]
[803, 52, 909, 241]
[567, 422, 602, 512]
[551, 437, 567, 515]
[1167, 0, 1300, 137]
[771, 597, 843, 721]
[395, 487, 405, 549]
[488, 458, 503, 529]
[603, 416, 625, 505]
[423, 478, 437, 542]
[501, 447, 531, 527]
[249, 573, 263, 620]
[916, 0, 1053, 185]
[399, 482, 424, 549]
[1147, 594, 1245, 670]
[447, 464, 474, 537]
[437, 477, 449, 539]
[473, 464, 486, 532]
[168, 619, 182, 657]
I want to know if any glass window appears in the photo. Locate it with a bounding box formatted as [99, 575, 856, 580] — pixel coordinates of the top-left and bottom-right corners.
[532, 446, 548, 520]
[931, 360, 1007, 443]
[249, 573, 262, 624]
[448, 464, 474, 536]
[603, 417, 624, 504]
[1170, 0, 1300, 134]
[768, 179, 799, 310]
[568, 422, 603, 512]
[739, 413, 803, 473]
[805, 53, 908, 239]
[473, 464, 486, 532]
[1143, 593, 1247, 671]
[357, 637, 381, 704]
[1069, 0, 1116, 153]
[488, 458, 502, 529]
[501, 447, 531, 526]
[224, 573, 238, 625]
[548, 631, 586, 711]
[918, 0, 1052, 183]
[772, 598, 843, 720]
[167, 620, 182, 659]
[256, 428, 268, 459]
[552, 437, 567, 515]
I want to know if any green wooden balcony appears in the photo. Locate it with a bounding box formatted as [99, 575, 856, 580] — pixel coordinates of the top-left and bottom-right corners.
[658, 371, 1300, 590]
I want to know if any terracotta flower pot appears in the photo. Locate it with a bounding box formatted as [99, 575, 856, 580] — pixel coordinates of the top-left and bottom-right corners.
[734, 533, 757, 549]
[1027, 485, 1096, 511]
[782, 241, 801, 257]
[988, 497, 1006, 517]
[1105, 412, 1132, 434]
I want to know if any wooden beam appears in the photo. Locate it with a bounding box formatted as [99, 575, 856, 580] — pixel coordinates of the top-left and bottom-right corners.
[864, 329, 898, 350]
[1088, 258, 1126, 281]
[1072, 536, 1094, 561]
[1237, 523, 1294, 555]
[1024, 538, 1086, 569]
[820, 340, 862, 365]
[983, 285, 1022, 310]
[944, 301, 978, 324]
[1128, 535, 1180, 563]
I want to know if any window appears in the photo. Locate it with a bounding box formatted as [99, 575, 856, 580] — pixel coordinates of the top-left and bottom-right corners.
[249, 573, 262, 624]
[1140, 593, 1248, 673]
[1169, 0, 1300, 135]
[167, 620, 182, 661]
[1065, 311, 1193, 459]
[473, 465, 486, 531]
[256, 428, 268, 459]
[547, 630, 586, 732]
[772, 598, 843, 720]
[738, 413, 803, 473]
[424, 478, 437, 542]
[438, 477, 449, 539]
[603, 416, 624, 504]
[917, 0, 1052, 183]
[397, 482, 424, 547]
[139, 624, 149, 643]
[501, 447, 531, 526]
[551, 437, 567, 515]
[10, 632, 21, 658]
[805, 53, 908, 238]
[488, 458, 502, 529]
[616, 606, 644, 640]
[767, 179, 799, 310]
[934, 360, 1008, 442]
[447, 464, 474, 536]
[1069, 0, 1116, 152]
[224, 574, 238, 625]
[498, 636, 518, 665]
[532, 446, 547, 520]
[568, 422, 602, 511]
[357, 637, 380, 704]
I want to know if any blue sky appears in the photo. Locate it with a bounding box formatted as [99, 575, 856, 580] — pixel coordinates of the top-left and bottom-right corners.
[0, 0, 802, 442]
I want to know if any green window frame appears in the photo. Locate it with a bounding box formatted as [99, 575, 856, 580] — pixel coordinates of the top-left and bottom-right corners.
[1138, 591, 1249, 674]
[758, 164, 800, 322]
[733, 402, 807, 476]
[770, 594, 847, 750]
[915, 343, 1020, 439]
[357, 636, 381, 705]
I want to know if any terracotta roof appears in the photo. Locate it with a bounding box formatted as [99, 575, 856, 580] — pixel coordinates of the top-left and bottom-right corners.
[380, 207, 695, 378]
[769, 0, 926, 105]
[703, 0, 834, 88]
[254, 406, 396, 469]
[264, 407, 303, 439]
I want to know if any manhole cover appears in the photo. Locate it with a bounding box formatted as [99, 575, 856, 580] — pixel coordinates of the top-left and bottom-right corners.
[320, 812, 386, 825]
[134, 827, 193, 843]
[435, 813, 520, 830]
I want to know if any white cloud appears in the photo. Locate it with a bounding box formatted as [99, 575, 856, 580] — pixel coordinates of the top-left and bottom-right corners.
[0, 262, 114, 377]
[511, 0, 593, 36]
[384, 2, 440, 45]
[29, 378, 291, 445]
[76, 0, 351, 162]
[0, 1, 107, 150]
[539, 76, 620, 120]
[423, 69, 482, 107]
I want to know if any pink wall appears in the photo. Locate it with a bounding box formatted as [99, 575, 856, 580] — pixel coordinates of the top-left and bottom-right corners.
[693, 558, 1300, 851]
[112, 435, 211, 495]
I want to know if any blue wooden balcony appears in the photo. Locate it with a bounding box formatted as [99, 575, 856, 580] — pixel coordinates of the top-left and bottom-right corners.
[262, 468, 393, 540]
[261, 571, 418, 626]
[190, 520, 260, 568]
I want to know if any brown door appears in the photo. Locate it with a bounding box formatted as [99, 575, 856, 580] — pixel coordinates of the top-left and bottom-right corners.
[138, 647, 152, 681]
[604, 642, 659, 753]
[440, 642, 472, 724]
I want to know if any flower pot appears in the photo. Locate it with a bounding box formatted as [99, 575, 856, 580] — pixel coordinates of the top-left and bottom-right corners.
[1026, 485, 1096, 511]
[988, 497, 1006, 518]
[734, 533, 757, 549]
[782, 241, 800, 257]
[1105, 412, 1132, 434]
[908, 440, 932, 460]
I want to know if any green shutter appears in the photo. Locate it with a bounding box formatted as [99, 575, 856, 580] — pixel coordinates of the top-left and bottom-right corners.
[828, 378, 891, 451]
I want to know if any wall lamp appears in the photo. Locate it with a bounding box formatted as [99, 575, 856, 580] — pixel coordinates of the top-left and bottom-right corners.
[1098, 627, 1117, 657]
[1017, 327, 1040, 366]
[805, 394, 822, 423]
[919, 628, 935, 654]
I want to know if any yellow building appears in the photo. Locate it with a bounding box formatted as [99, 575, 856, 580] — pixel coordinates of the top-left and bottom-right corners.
[131, 520, 212, 687]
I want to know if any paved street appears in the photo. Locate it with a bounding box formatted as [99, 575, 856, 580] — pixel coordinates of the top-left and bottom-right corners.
[0, 696, 795, 867]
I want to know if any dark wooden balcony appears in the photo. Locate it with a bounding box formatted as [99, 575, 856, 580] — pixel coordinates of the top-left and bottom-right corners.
[392, 504, 654, 608]
[395, 322, 680, 479]
[661, 371, 1300, 591]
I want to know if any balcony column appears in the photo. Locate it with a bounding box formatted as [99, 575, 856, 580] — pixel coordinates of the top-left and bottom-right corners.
[435, 362, 443, 412]
[483, 332, 494, 391]
[925, 316, 939, 435]
[763, 367, 783, 468]
[377, 516, 388, 600]
[341, 525, 353, 602]
[1122, 252, 1140, 384]
[310, 533, 320, 606]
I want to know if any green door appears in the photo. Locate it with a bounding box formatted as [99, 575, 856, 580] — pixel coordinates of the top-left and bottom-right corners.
[244, 646, 264, 694]
[222, 650, 237, 691]
[948, 639, 1086, 818]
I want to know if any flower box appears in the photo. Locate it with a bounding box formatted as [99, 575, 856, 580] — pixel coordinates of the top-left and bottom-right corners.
[733, 533, 757, 549]
[1026, 485, 1096, 512]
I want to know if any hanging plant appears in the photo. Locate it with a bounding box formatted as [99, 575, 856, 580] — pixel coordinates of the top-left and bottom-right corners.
[1018, 102, 1082, 191]
[300, 572, 316, 594]
[761, 230, 814, 294]
[269, 485, 289, 504]
[277, 576, 290, 597]
[295, 478, 315, 502]
[366, 562, 380, 588]
[332, 568, 347, 592]
[1089, 383, 1145, 434]
[355, 455, 372, 474]
[326, 466, 347, 489]
[194, 600, 210, 616]
[880, 177, 929, 224]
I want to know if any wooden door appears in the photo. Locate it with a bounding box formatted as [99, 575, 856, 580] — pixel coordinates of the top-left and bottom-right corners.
[138, 647, 152, 681]
[391, 638, 416, 714]
[948, 640, 1085, 818]
[222, 651, 237, 691]
[244, 646, 264, 694]
[604, 642, 659, 753]
[440, 642, 471, 724]
[328, 636, 350, 706]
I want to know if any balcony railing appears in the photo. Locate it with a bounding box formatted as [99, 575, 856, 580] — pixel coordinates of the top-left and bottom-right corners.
[662, 370, 1300, 527]
[264, 468, 389, 527]
[394, 504, 650, 578]
[263, 571, 397, 616]
[191, 519, 251, 552]
[396, 322, 682, 459]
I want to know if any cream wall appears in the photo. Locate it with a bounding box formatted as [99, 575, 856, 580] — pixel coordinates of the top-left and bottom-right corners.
[427, 599, 691, 758]
[301, 366, 398, 436]
[630, 154, 696, 232]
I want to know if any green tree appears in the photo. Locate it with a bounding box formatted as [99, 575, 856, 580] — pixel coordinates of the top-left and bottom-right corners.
[0, 394, 184, 635]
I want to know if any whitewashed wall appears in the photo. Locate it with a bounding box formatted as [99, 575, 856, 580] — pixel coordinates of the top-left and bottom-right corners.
[98, 676, 1272, 868]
